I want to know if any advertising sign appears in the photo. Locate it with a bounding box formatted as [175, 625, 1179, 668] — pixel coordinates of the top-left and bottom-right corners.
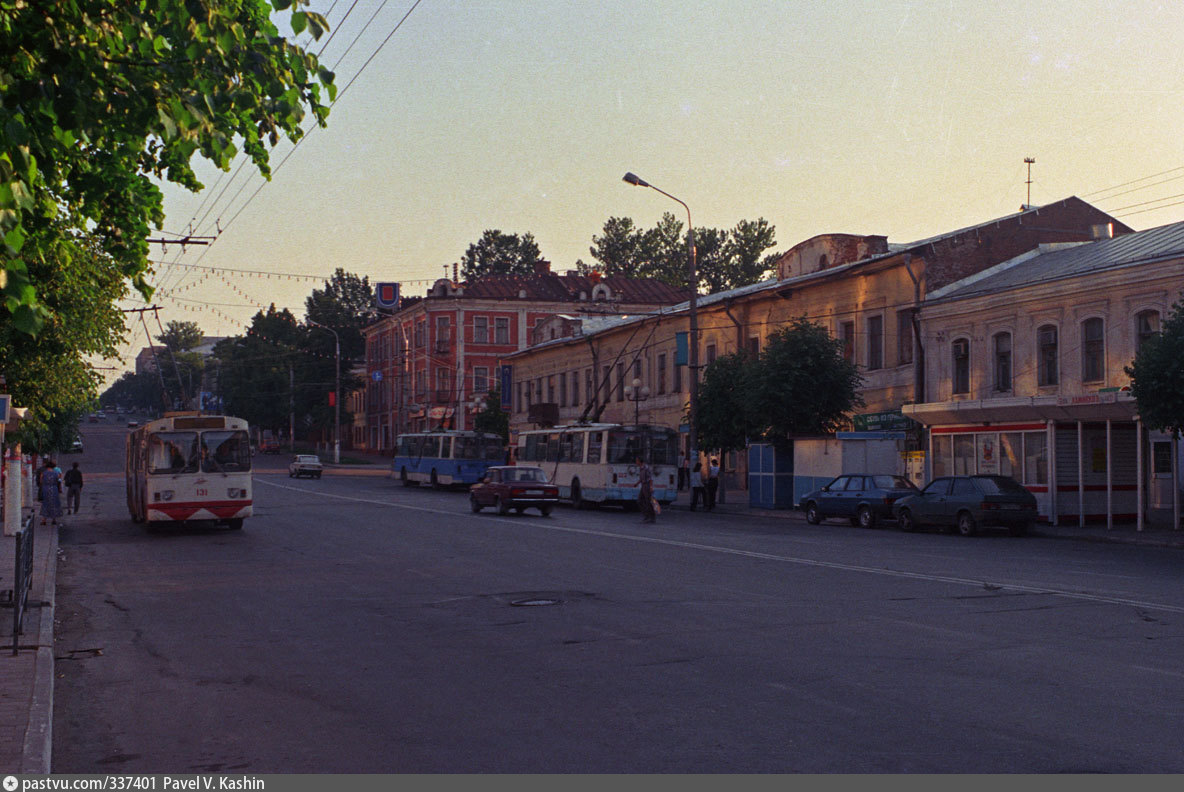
[375, 282, 401, 310]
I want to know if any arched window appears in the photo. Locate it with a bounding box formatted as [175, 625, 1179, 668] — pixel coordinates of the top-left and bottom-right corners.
[1037, 325, 1058, 386]
[1082, 317, 1105, 382]
[993, 332, 1012, 392]
[1136, 310, 1160, 350]
[952, 338, 970, 395]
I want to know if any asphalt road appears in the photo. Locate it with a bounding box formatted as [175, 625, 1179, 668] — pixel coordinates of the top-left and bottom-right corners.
[51, 422, 1184, 772]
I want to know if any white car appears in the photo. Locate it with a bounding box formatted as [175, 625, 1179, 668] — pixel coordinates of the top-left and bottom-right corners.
[288, 454, 324, 479]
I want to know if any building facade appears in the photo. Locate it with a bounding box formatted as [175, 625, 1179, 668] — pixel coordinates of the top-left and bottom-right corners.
[361, 264, 688, 452]
[904, 220, 1184, 529]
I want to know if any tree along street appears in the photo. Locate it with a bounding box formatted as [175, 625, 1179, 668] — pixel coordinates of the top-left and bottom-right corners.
[52, 424, 1184, 772]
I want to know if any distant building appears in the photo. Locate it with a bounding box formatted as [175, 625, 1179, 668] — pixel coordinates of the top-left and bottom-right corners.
[360, 261, 690, 452]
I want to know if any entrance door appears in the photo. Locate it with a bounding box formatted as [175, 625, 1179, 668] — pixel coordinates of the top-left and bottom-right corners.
[1151, 441, 1173, 508]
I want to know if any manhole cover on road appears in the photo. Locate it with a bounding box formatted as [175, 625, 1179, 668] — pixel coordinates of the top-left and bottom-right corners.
[510, 598, 561, 607]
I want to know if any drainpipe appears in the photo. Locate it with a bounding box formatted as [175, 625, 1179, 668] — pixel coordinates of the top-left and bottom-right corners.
[723, 301, 745, 354]
[901, 254, 924, 404]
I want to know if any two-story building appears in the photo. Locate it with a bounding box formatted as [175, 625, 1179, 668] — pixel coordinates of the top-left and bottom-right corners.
[904, 220, 1184, 529]
[505, 197, 1130, 491]
[361, 262, 688, 451]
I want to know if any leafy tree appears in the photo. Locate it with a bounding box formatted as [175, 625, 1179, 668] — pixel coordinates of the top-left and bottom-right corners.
[583, 213, 777, 293]
[474, 384, 510, 444]
[747, 318, 864, 443]
[305, 268, 374, 361]
[1127, 297, 1184, 437]
[1, 0, 334, 335]
[695, 352, 758, 457]
[458, 230, 544, 281]
[157, 320, 204, 352]
[212, 306, 307, 434]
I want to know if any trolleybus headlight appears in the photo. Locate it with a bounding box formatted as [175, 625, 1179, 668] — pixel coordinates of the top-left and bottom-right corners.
[228, 488, 246, 498]
[161, 490, 174, 501]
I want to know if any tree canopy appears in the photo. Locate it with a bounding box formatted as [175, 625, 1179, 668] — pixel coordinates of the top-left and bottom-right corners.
[696, 318, 864, 449]
[1127, 297, 1184, 437]
[458, 230, 544, 281]
[582, 214, 778, 293]
[1, 0, 334, 335]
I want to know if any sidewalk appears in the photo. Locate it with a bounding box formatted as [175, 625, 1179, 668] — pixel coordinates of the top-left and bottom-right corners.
[0, 507, 57, 774]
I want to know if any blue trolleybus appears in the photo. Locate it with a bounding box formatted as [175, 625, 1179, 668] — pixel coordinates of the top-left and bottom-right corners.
[393, 430, 505, 488]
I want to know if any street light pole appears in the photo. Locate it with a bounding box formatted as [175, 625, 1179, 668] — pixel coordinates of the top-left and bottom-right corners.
[622, 172, 698, 469]
[307, 319, 341, 464]
[624, 377, 650, 427]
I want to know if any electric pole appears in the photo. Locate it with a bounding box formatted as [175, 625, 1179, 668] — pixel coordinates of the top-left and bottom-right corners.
[1024, 157, 1036, 209]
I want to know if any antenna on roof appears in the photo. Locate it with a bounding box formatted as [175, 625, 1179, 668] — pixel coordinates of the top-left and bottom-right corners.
[1022, 157, 1036, 210]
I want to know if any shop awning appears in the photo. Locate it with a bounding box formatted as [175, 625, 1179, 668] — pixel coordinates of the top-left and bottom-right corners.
[902, 391, 1138, 426]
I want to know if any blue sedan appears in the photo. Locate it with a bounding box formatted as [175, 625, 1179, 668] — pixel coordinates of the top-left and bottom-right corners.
[800, 474, 920, 529]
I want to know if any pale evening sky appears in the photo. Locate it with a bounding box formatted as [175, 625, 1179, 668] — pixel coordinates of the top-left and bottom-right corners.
[105, 0, 1184, 385]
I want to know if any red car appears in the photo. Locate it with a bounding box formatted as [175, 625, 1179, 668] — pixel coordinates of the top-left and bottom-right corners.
[470, 465, 559, 516]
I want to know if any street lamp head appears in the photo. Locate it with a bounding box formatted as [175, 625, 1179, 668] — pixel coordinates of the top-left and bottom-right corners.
[622, 172, 649, 188]
[624, 385, 634, 399]
[631, 377, 642, 388]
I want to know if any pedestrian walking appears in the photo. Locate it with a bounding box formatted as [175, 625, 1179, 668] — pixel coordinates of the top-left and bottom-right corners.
[677, 451, 689, 491]
[689, 461, 706, 511]
[39, 458, 63, 525]
[65, 461, 84, 514]
[706, 458, 720, 511]
[636, 455, 656, 523]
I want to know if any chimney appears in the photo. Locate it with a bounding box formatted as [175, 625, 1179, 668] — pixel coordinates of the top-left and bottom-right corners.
[534, 258, 551, 275]
[1090, 223, 1114, 241]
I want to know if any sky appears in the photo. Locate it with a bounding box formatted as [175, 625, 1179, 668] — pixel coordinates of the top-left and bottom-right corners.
[104, 0, 1184, 387]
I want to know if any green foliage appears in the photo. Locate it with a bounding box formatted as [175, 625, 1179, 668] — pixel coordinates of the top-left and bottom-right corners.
[305, 268, 374, 361]
[696, 318, 863, 449]
[1, 0, 334, 334]
[584, 214, 778, 293]
[695, 352, 758, 455]
[458, 230, 544, 281]
[1126, 297, 1184, 436]
[474, 385, 510, 443]
[157, 320, 204, 352]
[750, 318, 864, 442]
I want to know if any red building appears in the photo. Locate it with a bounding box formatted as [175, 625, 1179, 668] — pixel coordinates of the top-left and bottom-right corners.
[361, 262, 688, 451]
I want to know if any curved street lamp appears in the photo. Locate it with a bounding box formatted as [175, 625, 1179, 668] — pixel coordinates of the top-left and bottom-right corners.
[306, 319, 341, 464]
[622, 172, 699, 469]
[623, 377, 650, 427]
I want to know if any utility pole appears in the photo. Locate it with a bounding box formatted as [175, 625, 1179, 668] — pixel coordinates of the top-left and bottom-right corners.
[307, 320, 341, 464]
[1024, 157, 1036, 209]
[289, 363, 295, 453]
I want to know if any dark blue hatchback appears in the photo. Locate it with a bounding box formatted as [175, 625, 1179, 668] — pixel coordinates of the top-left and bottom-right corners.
[799, 474, 920, 529]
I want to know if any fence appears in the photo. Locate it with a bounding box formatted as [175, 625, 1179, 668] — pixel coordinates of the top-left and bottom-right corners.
[5, 513, 35, 655]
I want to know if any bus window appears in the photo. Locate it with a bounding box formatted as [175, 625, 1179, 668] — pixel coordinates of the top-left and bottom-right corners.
[571, 432, 585, 463]
[148, 432, 199, 474]
[481, 437, 504, 460]
[647, 429, 677, 465]
[546, 433, 560, 462]
[202, 430, 252, 473]
[524, 434, 544, 462]
[439, 435, 453, 459]
[454, 435, 473, 459]
[587, 431, 603, 464]
[607, 430, 641, 463]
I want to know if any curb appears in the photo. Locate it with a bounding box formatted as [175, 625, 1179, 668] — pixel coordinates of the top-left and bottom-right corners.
[20, 521, 55, 774]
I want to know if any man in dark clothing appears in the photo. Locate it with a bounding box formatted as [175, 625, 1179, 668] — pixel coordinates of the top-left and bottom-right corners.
[65, 462, 84, 514]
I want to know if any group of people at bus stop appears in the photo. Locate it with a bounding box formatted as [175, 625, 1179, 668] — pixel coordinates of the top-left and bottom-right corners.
[637, 452, 719, 523]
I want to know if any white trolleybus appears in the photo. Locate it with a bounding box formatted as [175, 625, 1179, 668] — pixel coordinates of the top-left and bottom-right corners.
[126, 412, 253, 529]
[515, 423, 679, 509]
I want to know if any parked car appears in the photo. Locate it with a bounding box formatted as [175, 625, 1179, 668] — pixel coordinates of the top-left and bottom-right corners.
[289, 454, 324, 479]
[68, 437, 84, 453]
[127, 420, 138, 428]
[891, 475, 1038, 536]
[470, 465, 559, 516]
[800, 474, 920, 529]
[87, 414, 98, 423]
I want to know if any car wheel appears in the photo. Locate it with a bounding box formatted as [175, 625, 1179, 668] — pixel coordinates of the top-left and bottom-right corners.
[400, 467, 410, 487]
[514, 506, 525, 514]
[805, 502, 821, 525]
[227, 519, 244, 531]
[315, 472, 321, 479]
[898, 508, 915, 532]
[430, 469, 439, 489]
[470, 494, 482, 513]
[957, 511, 977, 537]
[857, 505, 877, 529]
[289, 471, 294, 478]
[571, 479, 585, 510]
[496, 496, 509, 516]
[540, 505, 553, 517]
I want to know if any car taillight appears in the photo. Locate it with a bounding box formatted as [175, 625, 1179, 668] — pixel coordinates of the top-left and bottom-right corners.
[981, 501, 1000, 510]
[883, 496, 895, 505]
[511, 488, 525, 497]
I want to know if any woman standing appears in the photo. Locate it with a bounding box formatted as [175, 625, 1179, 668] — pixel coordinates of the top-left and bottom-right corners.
[39, 458, 63, 525]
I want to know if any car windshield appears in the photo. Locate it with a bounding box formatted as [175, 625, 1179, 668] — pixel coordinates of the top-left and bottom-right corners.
[974, 476, 1028, 495]
[506, 468, 547, 483]
[296, 456, 319, 463]
[869, 475, 917, 490]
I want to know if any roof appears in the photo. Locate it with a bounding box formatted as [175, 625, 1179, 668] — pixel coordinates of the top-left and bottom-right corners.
[927, 219, 1184, 302]
[461, 273, 690, 304]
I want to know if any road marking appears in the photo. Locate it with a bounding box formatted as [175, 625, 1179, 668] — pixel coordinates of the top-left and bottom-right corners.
[257, 478, 1184, 616]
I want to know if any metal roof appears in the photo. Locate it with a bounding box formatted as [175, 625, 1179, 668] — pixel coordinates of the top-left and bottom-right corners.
[461, 273, 690, 304]
[928, 219, 1184, 302]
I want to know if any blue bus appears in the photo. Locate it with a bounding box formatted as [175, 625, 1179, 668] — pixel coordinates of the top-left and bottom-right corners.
[393, 430, 505, 488]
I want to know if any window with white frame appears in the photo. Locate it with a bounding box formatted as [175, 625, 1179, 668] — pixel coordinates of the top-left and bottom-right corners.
[657, 353, 667, 394]
[1082, 317, 1104, 382]
[993, 332, 1012, 392]
[1037, 324, 1058, 386]
[952, 338, 970, 395]
[494, 317, 510, 345]
[840, 321, 855, 363]
[570, 371, 580, 406]
[473, 366, 489, 393]
[866, 315, 883, 370]
[474, 316, 489, 344]
[1136, 310, 1160, 351]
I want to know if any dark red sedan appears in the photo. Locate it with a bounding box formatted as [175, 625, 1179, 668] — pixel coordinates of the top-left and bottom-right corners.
[470, 465, 559, 516]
